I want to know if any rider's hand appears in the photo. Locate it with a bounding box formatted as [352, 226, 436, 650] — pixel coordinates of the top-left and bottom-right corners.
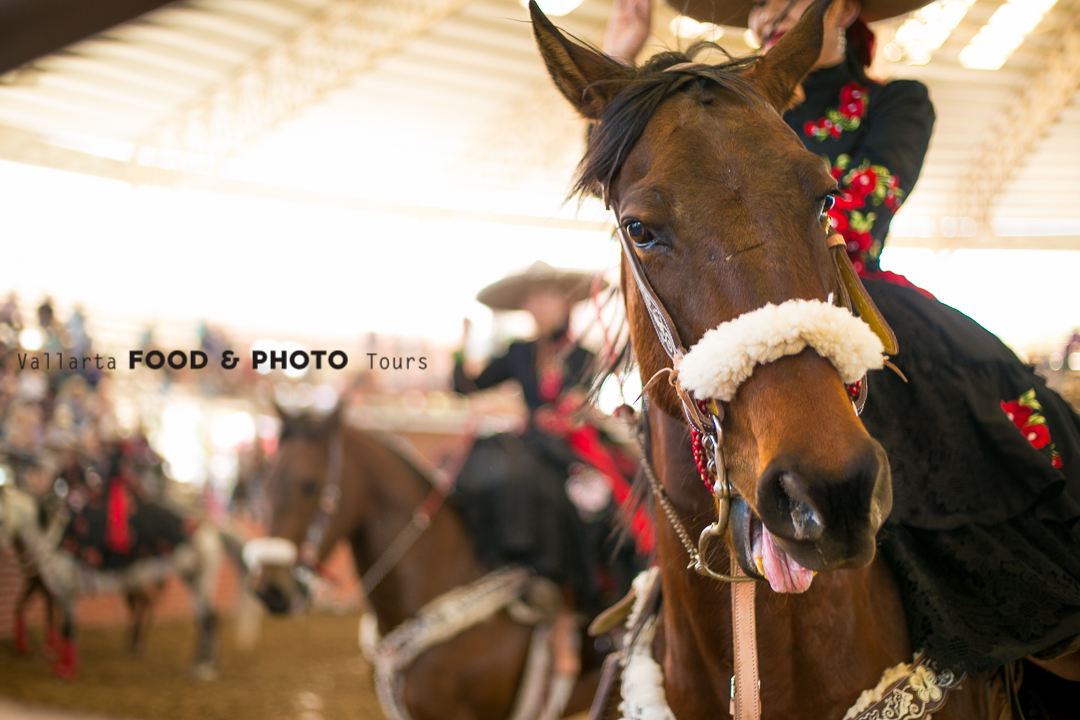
[603, 0, 652, 65]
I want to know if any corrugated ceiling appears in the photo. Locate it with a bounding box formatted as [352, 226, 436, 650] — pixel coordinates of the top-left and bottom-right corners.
[0, 0, 1076, 249]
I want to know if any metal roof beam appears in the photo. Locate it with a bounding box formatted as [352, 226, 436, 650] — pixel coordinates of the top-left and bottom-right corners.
[135, 0, 476, 171]
[955, 10, 1080, 224]
[0, 125, 610, 233]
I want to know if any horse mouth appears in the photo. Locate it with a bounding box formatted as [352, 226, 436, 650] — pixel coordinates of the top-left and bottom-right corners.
[730, 498, 815, 594]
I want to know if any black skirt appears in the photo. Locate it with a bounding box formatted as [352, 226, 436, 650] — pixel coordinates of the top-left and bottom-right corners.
[860, 279, 1080, 675]
[449, 431, 640, 614]
[61, 487, 191, 571]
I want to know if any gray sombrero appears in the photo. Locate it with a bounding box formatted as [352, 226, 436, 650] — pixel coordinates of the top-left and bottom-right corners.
[665, 0, 931, 28]
[476, 261, 606, 311]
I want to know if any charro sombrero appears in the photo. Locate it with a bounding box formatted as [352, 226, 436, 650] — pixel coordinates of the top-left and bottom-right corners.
[476, 261, 606, 311]
[665, 0, 930, 28]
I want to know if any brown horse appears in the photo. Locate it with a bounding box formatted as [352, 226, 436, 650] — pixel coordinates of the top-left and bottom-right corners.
[529, 0, 1019, 717]
[249, 409, 601, 720]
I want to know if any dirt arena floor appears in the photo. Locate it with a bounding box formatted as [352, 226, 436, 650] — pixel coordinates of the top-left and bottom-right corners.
[0, 611, 384, 720]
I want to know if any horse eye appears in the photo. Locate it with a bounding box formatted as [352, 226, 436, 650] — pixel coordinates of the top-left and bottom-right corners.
[301, 479, 319, 497]
[820, 194, 836, 216]
[624, 220, 656, 247]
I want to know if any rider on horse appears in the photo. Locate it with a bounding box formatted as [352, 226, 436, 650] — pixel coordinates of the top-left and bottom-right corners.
[452, 261, 647, 674]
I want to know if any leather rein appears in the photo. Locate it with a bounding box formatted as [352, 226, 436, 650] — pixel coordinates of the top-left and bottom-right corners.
[298, 429, 475, 597]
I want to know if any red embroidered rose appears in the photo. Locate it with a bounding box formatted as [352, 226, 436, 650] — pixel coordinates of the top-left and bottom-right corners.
[845, 230, 874, 253]
[804, 83, 870, 143]
[1000, 400, 1032, 428]
[839, 98, 866, 119]
[827, 209, 848, 232]
[1022, 423, 1051, 449]
[839, 83, 866, 104]
[1002, 390, 1062, 464]
[849, 168, 878, 196]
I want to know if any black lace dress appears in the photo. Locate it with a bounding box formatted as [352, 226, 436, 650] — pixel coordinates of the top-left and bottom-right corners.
[787, 61, 1080, 675]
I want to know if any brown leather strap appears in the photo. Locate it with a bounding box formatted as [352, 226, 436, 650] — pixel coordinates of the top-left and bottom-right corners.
[731, 558, 761, 720]
[831, 244, 898, 355]
[588, 587, 636, 637]
[616, 224, 687, 361]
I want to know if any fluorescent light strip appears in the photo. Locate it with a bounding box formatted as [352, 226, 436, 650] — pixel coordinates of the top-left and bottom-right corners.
[518, 0, 583, 17]
[885, 0, 976, 66]
[959, 0, 1059, 70]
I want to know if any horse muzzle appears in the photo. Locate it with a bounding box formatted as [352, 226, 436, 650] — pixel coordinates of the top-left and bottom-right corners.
[243, 537, 309, 615]
[730, 437, 892, 593]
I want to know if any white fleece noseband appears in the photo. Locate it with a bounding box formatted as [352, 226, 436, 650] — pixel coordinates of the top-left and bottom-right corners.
[678, 298, 885, 402]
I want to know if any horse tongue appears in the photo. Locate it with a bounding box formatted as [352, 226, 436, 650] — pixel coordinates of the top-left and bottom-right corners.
[759, 528, 814, 594]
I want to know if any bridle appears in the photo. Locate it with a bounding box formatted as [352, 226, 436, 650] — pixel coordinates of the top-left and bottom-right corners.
[616, 220, 751, 583]
[615, 213, 897, 582]
[295, 429, 474, 597]
[613, 193, 899, 720]
[300, 430, 344, 572]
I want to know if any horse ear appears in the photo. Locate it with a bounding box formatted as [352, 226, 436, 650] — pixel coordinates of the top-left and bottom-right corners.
[751, 0, 838, 111]
[317, 401, 345, 438]
[530, 0, 629, 120]
[273, 402, 300, 440]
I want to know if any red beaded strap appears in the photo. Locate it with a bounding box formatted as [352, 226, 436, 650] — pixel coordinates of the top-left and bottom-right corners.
[690, 427, 714, 494]
[846, 379, 862, 402]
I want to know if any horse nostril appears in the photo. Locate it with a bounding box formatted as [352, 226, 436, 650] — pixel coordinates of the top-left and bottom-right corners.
[757, 469, 827, 544]
[780, 473, 824, 541]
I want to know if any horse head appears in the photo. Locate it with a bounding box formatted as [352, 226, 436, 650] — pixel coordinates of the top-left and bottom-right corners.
[246, 403, 350, 614]
[532, 0, 891, 592]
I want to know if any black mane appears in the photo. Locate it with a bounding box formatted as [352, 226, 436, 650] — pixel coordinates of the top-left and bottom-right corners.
[573, 44, 762, 202]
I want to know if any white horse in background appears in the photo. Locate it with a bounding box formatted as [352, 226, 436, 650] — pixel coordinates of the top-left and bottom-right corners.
[0, 484, 257, 680]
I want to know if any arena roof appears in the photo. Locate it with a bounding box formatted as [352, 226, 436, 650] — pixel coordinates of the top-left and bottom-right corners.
[0, 0, 1076, 251]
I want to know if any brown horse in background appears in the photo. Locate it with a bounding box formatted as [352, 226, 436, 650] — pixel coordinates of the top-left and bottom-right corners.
[530, 0, 1015, 717]
[249, 409, 601, 720]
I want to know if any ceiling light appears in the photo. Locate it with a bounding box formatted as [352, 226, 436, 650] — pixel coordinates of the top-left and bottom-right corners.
[884, 0, 975, 66]
[520, 0, 584, 17]
[958, 0, 1059, 70]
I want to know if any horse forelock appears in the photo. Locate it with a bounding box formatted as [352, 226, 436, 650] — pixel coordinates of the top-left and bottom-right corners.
[572, 46, 763, 203]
